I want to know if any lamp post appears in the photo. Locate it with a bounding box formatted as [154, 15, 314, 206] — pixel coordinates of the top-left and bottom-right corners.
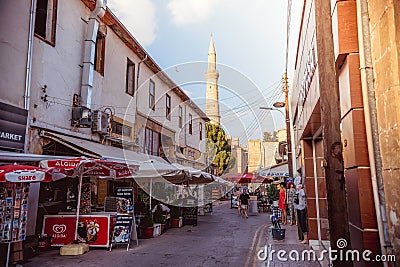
[260, 103, 294, 178]
[259, 107, 285, 119]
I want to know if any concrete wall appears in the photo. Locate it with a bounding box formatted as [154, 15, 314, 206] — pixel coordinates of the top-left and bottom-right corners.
[261, 142, 278, 168]
[0, 0, 31, 108]
[247, 139, 261, 173]
[29, 0, 92, 138]
[368, 0, 400, 260]
[231, 140, 248, 174]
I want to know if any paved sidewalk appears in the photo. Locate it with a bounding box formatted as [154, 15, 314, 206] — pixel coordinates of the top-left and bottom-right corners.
[255, 220, 322, 267]
[21, 201, 268, 267]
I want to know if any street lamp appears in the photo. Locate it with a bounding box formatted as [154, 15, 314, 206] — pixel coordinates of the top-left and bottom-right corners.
[259, 107, 286, 121]
[259, 102, 294, 178]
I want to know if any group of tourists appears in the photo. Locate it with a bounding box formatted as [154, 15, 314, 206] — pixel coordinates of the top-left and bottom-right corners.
[231, 176, 308, 244]
[277, 177, 308, 244]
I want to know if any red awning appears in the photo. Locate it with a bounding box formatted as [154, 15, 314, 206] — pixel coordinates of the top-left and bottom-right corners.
[224, 173, 254, 184]
[39, 158, 139, 179]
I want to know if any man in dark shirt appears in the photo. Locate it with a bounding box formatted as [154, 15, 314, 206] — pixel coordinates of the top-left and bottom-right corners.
[239, 188, 250, 218]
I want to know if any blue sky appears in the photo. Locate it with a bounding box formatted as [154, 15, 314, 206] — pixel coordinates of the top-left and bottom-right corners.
[107, 0, 303, 144]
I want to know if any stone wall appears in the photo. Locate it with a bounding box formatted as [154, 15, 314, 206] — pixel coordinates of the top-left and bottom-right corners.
[368, 0, 400, 260]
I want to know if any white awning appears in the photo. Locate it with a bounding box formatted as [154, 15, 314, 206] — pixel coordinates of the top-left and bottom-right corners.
[0, 152, 72, 163]
[257, 163, 289, 178]
[42, 132, 178, 178]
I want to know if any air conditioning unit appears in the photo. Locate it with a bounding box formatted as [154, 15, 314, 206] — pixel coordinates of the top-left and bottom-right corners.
[71, 107, 91, 127]
[92, 110, 110, 135]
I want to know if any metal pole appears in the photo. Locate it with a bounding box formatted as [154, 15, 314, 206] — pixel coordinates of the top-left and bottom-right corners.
[74, 173, 83, 241]
[149, 178, 152, 212]
[6, 242, 11, 267]
[283, 73, 293, 178]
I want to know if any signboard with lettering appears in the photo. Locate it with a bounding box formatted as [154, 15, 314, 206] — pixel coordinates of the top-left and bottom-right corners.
[116, 188, 134, 214]
[111, 187, 137, 249]
[4, 171, 46, 182]
[43, 215, 114, 247]
[182, 207, 198, 226]
[111, 215, 133, 244]
[0, 102, 28, 151]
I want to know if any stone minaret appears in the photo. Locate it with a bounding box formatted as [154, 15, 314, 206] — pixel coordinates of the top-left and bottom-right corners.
[205, 34, 220, 125]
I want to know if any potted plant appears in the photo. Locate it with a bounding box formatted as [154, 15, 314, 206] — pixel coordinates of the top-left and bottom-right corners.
[266, 184, 279, 206]
[139, 215, 154, 238]
[171, 207, 182, 228]
[153, 205, 166, 234]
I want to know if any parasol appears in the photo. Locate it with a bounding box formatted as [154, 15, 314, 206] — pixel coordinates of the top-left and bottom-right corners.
[0, 164, 68, 183]
[39, 158, 139, 242]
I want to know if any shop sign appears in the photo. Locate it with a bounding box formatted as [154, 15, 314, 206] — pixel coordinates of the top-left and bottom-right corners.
[5, 171, 46, 182]
[182, 206, 198, 226]
[0, 102, 28, 151]
[111, 215, 133, 244]
[43, 216, 110, 246]
[116, 188, 133, 214]
[299, 47, 317, 105]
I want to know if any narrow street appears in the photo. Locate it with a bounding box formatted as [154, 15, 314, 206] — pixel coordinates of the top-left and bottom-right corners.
[24, 201, 269, 267]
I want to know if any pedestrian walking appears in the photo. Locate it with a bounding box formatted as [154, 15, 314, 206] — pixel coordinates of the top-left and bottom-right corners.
[278, 183, 287, 225]
[239, 188, 250, 218]
[287, 182, 296, 225]
[234, 188, 242, 216]
[294, 184, 308, 244]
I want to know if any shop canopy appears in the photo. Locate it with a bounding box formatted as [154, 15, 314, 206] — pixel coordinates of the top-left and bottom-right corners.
[255, 163, 289, 183]
[223, 173, 254, 184]
[171, 163, 214, 184]
[39, 158, 139, 179]
[0, 164, 68, 183]
[43, 131, 178, 178]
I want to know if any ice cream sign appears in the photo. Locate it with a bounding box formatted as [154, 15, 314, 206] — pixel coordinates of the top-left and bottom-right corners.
[52, 224, 67, 238]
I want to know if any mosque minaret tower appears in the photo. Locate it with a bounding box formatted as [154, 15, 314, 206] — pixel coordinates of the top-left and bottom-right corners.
[205, 34, 220, 125]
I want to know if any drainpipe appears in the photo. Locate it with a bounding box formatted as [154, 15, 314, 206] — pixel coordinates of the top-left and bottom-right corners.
[356, 0, 391, 261]
[23, 0, 36, 153]
[80, 0, 106, 109]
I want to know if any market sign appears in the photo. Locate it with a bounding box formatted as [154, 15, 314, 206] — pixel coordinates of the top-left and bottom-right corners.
[0, 102, 28, 151]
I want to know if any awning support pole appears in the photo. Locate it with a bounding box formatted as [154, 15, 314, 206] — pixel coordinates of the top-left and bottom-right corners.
[74, 173, 83, 241]
[149, 178, 153, 212]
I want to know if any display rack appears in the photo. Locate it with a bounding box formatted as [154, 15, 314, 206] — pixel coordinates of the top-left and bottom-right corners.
[0, 182, 30, 266]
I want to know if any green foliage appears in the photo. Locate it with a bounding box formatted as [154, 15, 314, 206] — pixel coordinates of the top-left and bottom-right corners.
[140, 215, 154, 228]
[263, 131, 278, 142]
[171, 207, 181, 219]
[266, 184, 279, 201]
[206, 123, 232, 176]
[153, 205, 166, 224]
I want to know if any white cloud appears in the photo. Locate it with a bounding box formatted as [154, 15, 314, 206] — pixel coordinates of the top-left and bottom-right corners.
[167, 0, 218, 26]
[107, 0, 157, 46]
